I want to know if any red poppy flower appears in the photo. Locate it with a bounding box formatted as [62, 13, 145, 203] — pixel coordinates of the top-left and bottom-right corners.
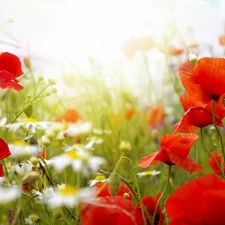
[81, 196, 136, 225]
[174, 94, 225, 133]
[0, 52, 23, 91]
[165, 174, 225, 225]
[92, 182, 134, 200]
[0, 164, 3, 177]
[133, 194, 164, 225]
[208, 151, 225, 176]
[179, 58, 225, 105]
[0, 138, 11, 160]
[55, 109, 82, 123]
[169, 46, 183, 56]
[139, 133, 203, 173]
[147, 106, 165, 129]
[178, 60, 195, 74]
[219, 35, 225, 46]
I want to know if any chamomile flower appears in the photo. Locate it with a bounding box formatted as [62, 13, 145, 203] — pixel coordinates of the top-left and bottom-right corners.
[64, 122, 92, 137]
[9, 141, 42, 158]
[137, 170, 161, 177]
[51, 150, 106, 176]
[0, 186, 21, 204]
[14, 162, 33, 175]
[32, 185, 92, 208]
[25, 214, 39, 224]
[88, 175, 108, 186]
[4, 118, 52, 134]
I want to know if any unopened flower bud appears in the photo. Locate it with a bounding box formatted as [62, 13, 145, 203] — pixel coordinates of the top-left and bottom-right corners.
[188, 52, 197, 64]
[48, 78, 57, 85]
[38, 75, 44, 81]
[22, 171, 39, 185]
[123, 192, 130, 199]
[119, 141, 132, 151]
[52, 88, 57, 93]
[42, 135, 50, 147]
[8, 16, 14, 23]
[24, 57, 31, 69]
[109, 172, 120, 196]
[30, 156, 39, 165]
[56, 131, 65, 143]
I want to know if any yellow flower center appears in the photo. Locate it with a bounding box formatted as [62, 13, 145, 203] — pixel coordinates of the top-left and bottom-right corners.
[66, 151, 79, 159]
[94, 175, 106, 181]
[13, 140, 27, 146]
[23, 118, 37, 123]
[58, 185, 78, 196]
[144, 171, 153, 175]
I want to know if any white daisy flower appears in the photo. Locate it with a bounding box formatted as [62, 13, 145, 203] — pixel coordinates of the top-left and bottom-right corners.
[32, 185, 92, 208]
[9, 141, 42, 158]
[25, 214, 39, 224]
[64, 122, 92, 137]
[0, 186, 21, 204]
[51, 151, 106, 175]
[14, 162, 33, 175]
[137, 170, 161, 177]
[4, 118, 52, 134]
[88, 175, 109, 186]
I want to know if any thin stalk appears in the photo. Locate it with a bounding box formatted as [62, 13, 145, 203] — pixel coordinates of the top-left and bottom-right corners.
[212, 100, 225, 170]
[152, 166, 172, 224]
[200, 128, 224, 178]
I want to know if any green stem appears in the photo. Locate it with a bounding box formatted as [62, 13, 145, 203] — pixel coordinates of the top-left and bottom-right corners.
[99, 156, 152, 225]
[212, 100, 225, 172]
[200, 128, 224, 178]
[152, 166, 172, 224]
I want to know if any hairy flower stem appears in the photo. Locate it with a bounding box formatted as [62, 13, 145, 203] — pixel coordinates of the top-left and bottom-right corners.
[152, 165, 171, 225]
[212, 100, 225, 171]
[200, 128, 224, 178]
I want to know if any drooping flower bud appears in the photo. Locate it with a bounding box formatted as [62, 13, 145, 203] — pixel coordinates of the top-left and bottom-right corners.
[109, 172, 120, 196]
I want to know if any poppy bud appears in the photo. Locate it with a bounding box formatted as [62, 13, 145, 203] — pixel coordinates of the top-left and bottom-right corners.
[24, 57, 31, 69]
[109, 172, 120, 196]
[22, 171, 39, 185]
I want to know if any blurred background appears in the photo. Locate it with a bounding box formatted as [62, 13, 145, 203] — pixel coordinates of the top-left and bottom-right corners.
[0, 0, 225, 103]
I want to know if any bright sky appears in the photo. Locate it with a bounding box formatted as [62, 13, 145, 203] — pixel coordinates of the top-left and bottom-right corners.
[0, 0, 225, 98]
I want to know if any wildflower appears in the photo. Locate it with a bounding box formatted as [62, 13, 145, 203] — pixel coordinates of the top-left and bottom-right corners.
[25, 214, 39, 224]
[81, 196, 136, 225]
[188, 52, 198, 64]
[0, 138, 11, 159]
[169, 46, 183, 56]
[91, 182, 134, 200]
[64, 122, 92, 137]
[0, 52, 23, 91]
[219, 35, 225, 46]
[33, 184, 92, 208]
[51, 150, 105, 175]
[88, 175, 108, 186]
[14, 162, 33, 175]
[179, 57, 225, 105]
[136, 170, 161, 177]
[147, 106, 165, 129]
[55, 109, 82, 123]
[4, 118, 52, 133]
[165, 174, 225, 225]
[0, 186, 21, 204]
[208, 151, 225, 175]
[133, 194, 164, 225]
[174, 94, 225, 133]
[119, 140, 132, 152]
[139, 133, 203, 173]
[8, 141, 41, 158]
